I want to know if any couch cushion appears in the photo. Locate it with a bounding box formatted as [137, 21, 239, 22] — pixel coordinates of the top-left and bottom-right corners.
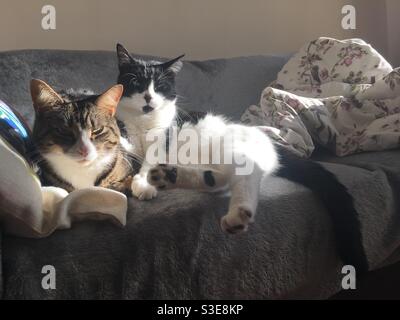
[2, 159, 398, 299]
[0, 50, 289, 126]
[175, 55, 290, 119]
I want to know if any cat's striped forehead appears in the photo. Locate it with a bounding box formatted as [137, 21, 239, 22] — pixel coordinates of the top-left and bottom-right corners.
[40, 99, 102, 128]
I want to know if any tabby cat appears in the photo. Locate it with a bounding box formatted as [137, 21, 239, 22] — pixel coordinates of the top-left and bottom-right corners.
[31, 79, 133, 193]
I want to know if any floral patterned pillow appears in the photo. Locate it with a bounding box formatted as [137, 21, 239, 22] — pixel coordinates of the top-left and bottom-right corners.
[242, 37, 400, 157]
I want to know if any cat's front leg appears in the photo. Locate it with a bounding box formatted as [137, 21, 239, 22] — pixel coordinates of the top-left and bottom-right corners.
[131, 165, 158, 200]
[147, 164, 229, 191]
[102, 175, 133, 195]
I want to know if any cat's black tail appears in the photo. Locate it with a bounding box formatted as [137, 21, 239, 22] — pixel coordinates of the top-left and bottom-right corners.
[274, 146, 369, 273]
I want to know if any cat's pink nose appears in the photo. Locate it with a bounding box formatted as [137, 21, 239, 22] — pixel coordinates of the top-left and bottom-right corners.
[78, 146, 89, 157]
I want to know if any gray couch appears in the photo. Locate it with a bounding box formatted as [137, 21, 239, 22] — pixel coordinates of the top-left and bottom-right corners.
[1, 50, 400, 299]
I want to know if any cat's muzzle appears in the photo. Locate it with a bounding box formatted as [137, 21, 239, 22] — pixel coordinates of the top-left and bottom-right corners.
[142, 105, 154, 113]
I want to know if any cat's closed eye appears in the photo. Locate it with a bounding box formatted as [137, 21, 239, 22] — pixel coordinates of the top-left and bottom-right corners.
[92, 127, 103, 135]
[92, 126, 107, 138]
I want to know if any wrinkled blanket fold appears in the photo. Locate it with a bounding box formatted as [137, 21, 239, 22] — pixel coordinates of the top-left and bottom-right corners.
[242, 37, 400, 157]
[0, 136, 127, 238]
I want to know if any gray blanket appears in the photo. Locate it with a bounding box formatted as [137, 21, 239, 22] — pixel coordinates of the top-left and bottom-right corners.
[1, 49, 399, 299]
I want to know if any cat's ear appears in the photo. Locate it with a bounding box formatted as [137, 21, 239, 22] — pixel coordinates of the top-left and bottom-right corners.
[30, 79, 63, 111]
[116, 43, 134, 69]
[159, 54, 185, 74]
[95, 84, 123, 116]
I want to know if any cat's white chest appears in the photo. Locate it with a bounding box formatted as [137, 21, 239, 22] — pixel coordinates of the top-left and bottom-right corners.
[44, 153, 114, 190]
[58, 164, 99, 189]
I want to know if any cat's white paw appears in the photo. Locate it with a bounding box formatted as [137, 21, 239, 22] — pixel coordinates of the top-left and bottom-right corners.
[220, 206, 254, 234]
[147, 164, 177, 190]
[131, 174, 158, 200]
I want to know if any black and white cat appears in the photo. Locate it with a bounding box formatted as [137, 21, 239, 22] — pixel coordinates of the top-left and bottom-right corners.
[115, 44, 369, 272]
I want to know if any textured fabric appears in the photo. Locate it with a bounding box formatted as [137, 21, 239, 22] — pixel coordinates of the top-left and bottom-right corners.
[0, 135, 127, 238]
[0, 49, 399, 299]
[2, 160, 400, 299]
[242, 38, 400, 157]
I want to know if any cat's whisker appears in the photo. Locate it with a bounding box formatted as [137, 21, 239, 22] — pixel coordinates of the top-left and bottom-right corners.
[177, 106, 196, 122]
[175, 94, 187, 100]
[121, 147, 144, 161]
[120, 155, 134, 172]
[118, 146, 145, 164]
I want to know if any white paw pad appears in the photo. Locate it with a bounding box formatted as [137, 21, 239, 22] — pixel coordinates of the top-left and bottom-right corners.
[131, 175, 158, 200]
[220, 206, 254, 234]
